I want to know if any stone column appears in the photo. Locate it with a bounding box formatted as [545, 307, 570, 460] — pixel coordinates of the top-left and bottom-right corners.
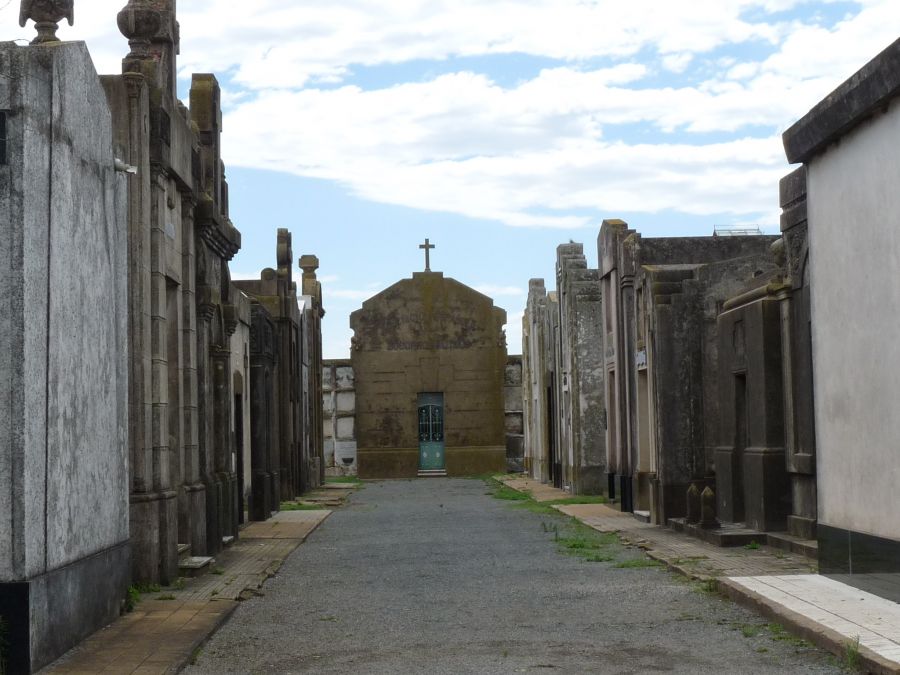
[180, 193, 206, 553]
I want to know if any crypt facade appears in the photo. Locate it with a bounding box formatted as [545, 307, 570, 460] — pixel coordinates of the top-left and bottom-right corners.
[349, 242, 508, 478]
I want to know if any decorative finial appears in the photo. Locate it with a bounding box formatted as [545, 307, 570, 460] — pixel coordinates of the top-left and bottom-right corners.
[19, 0, 74, 45]
[117, 0, 162, 60]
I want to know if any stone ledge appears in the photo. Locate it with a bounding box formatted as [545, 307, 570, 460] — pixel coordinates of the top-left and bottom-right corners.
[783, 37, 900, 164]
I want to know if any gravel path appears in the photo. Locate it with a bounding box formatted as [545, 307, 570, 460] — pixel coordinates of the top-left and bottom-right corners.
[186, 479, 841, 674]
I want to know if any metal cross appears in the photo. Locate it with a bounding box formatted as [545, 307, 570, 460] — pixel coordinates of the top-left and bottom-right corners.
[419, 238, 435, 272]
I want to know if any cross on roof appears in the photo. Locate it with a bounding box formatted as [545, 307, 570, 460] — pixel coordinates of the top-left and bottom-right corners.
[419, 238, 435, 272]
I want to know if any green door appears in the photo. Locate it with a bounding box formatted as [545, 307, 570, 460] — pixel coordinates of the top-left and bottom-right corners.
[418, 393, 445, 470]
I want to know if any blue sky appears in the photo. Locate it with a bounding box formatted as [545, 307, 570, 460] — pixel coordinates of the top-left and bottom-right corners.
[5, 1, 897, 357]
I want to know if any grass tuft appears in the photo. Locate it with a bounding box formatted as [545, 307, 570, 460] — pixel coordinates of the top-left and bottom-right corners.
[614, 557, 662, 569]
[492, 486, 531, 501]
[844, 635, 862, 672]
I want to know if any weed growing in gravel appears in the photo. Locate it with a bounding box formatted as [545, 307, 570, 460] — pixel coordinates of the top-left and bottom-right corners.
[737, 623, 761, 638]
[744, 541, 761, 550]
[694, 578, 720, 595]
[170, 577, 187, 591]
[843, 636, 862, 672]
[325, 475, 363, 484]
[554, 523, 619, 562]
[212, 567, 225, 575]
[764, 622, 812, 648]
[613, 557, 662, 569]
[493, 486, 531, 501]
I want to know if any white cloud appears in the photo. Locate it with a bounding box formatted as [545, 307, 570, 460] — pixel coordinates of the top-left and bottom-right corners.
[5, 0, 894, 232]
[4, 0, 852, 87]
[662, 53, 694, 74]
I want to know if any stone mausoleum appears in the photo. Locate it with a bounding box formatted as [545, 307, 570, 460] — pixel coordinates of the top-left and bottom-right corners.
[349, 243, 509, 478]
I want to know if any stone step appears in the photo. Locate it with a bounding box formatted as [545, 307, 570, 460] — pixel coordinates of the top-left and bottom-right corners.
[417, 469, 448, 478]
[668, 517, 764, 547]
[222, 535, 235, 546]
[633, 510, 651, 523]
[766, 531, 818, 560]
[178, 556, 214, 578]
[177, 543, 191, 561]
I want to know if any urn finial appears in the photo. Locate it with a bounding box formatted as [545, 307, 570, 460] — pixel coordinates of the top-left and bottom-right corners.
[117, 0, 163, 60]
[19, 0, 74, 45]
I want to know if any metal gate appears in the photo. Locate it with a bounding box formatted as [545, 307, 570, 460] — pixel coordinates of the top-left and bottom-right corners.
[417, 392, 445, 470]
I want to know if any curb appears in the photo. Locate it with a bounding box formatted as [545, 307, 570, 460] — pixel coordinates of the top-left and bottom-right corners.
[717, 578, 899, 675]
[545, 494, 897, 674]
[171, 601, 239, 674]
[172, 511, 333, 673]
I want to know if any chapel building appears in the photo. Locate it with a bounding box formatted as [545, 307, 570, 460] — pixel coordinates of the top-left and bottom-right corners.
[349, 247, 509, 478]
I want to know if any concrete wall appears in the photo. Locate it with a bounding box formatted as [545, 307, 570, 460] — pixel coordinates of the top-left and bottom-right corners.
[805, 98, 900, 542]
[780, 38, 900, 588]
[0, 42, 130, 673]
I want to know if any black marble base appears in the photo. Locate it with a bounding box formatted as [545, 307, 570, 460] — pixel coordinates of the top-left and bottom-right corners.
[0, 540, 130, 673]
[819, 523, 900, 603]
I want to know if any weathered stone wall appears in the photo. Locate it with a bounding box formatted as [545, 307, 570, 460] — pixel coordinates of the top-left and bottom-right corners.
[324, 354, 521, 475]
[300, 255, 326, 488]
[521, 280, 552, 482]
[236, 236, 325, 498]
[504, 356, 525, 473]
[600, 217, 781, 520]
[350, 272, 507, 477]
[556, 244, 606, 494]
[230, 289, 253, 522]
[0, 41, 130, 673]
[783, 37, 900, 581]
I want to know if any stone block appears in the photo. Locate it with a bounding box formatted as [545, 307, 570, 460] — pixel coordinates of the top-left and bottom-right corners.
[336, 417, 355, 441]
[336, 366, 355, 389]
[336, 391, 355, 413]
[742, 447, 789, 532]
[504, 412, 524, 435]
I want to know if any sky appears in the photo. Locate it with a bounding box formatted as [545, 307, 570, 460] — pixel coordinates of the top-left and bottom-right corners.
[3, 1, 897, 357]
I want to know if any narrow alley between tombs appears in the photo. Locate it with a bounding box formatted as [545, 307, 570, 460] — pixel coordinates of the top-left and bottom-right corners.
[185, 479, 840, 675]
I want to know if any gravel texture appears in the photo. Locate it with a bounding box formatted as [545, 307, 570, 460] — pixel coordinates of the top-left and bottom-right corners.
[186, 479, 841, 674]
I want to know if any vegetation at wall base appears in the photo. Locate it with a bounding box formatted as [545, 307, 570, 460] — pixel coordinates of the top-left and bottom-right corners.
[280, 502, 329, 511]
